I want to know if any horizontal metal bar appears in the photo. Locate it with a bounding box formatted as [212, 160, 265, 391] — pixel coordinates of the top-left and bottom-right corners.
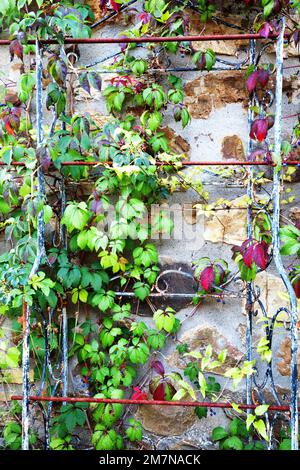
[1, 160, 299, 167]
[10, 395, 296, 412]
[282, 113, 299, 120]
[0, 33, 287, 46]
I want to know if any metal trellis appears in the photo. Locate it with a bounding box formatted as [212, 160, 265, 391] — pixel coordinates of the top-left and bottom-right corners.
[2, 24, 298, 450]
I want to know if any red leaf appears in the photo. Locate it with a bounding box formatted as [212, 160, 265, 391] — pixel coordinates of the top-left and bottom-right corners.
[138, 12, 152, 24]
[151, 360, 165, 376]
[258, 69, 270, 88]
[292, 279, 300, 299]
[131, 386, 148, 401]
[110, 0, 121, 12]
[243, 245, 254, 268]
[152, 383, 165, 400]
[200, 266, 215, 292]
[250, 119, 268, 142]
[246, 71, 258, 93]
[4, 119, 15, 136]
[9, 39, 23, 62]
[252, 241, 268, 270]
[2, 108, 21, 136]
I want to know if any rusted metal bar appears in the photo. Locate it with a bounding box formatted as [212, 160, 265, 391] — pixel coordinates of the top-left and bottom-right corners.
[0, 160, 300, 167]
[10, 395, 299, 412]
[0, 33, 288, 46]
[282, 113, 299, 120]
[272, 18, 299, 451]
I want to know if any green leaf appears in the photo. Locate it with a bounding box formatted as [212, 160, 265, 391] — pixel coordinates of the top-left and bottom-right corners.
[279, 438, 292, 450]
[254, 404, 269, 416]
[125, 419, 143, 442]
[6, 346, 20, 368]
[246, 413, 256, 430]
[212, 426, 228, 441]
[229, 418, 248, 438]
[133, 282, 150, 301]
[153, 307, 176, 333]
[65, 411, 76, 432]
[61, 202, 90, 232]
[195, 406, 208, 419]
[253, 419, 269, 441]
[263, 0, 275, 17]
[222, 436, 244, 450]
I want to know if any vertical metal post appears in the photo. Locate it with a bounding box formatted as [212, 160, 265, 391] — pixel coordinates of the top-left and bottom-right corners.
[21, 300, 30, 450]
[61, 179, 68, 400]
[22, 39, 45, 450]
[246, 38, 256, 410]
[272, 18, 299, 450]
[62, 307, 68, 398]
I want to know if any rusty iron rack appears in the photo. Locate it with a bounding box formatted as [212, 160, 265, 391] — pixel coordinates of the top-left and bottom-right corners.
[4, 22, 299, 451]
[10, 395, 300, 412]
[1, 160, 300, 167]
[0, 32, 291, 46]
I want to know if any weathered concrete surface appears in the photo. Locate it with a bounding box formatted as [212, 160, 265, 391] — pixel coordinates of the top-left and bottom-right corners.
[0, 1, 299, 450]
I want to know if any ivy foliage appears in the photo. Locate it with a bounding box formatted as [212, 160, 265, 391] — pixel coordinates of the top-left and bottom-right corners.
[0, 0, 299, 452]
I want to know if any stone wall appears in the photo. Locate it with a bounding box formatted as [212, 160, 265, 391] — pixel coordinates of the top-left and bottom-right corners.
[0, 2, 299, 450]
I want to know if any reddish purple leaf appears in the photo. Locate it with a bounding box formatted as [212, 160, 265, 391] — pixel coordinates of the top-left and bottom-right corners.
[40, 149, 52, 171]
[216, 264, 226, 284]
[152, 382, 165, 400]
[200, 266, 215, 292]
[243, 245, 254, 268]
[48, 255, 57, 265]
[138, 12, 152, 24]
[91, 198, 102, 215]
[258, 69, 270, 88]
[151, 360, 165, 376]
[292, 279, 300, 299]
[252, 241, 268, 270]
[250, 118, 268, 142]
[195, 53, 206, 70]
[259, 22, 271, 39]
[272, 0, 282, 14]
[249, 149, 265, 161]
[9, 39, 23, 62]
[79, 73, 90, 95]
[89, 72, 102, 92]
[99, 0, 108, 13]
[246, 70, 259, 93]
[293, 30, 300, 47]
[110, 0, 121, 12]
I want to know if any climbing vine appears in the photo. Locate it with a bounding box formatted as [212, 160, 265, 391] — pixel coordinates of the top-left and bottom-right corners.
[0, 0, 299, 451]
